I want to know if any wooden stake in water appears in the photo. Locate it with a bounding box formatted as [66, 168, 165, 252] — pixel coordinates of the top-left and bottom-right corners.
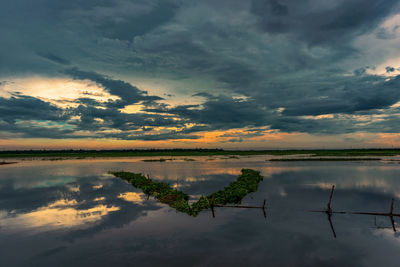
[327, 185, 335, 214]
[210, 196, 215, 218]
[310, 185, 345, 238]
[353, 198, 397, 232]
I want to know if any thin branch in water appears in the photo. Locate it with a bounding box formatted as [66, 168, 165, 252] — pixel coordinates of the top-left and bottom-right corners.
[353, 198, 397, 232]
[212, 199, 267, 218]
[310, 185, 345, 238]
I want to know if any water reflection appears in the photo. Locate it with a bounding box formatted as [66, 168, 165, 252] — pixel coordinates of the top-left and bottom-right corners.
[310, 186, 346, 238]
[0, 201, 120, 233]
[117, 192, 145, 204]
[1, 157, 400, 266]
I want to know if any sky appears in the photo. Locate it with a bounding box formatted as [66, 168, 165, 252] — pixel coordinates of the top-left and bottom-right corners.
[1, 0, 400, 149]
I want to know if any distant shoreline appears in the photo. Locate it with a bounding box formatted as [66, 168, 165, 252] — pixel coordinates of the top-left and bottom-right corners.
[0, 161, 18, 165]
[1, 149, 400, 159]
[268, 157, 382, 161]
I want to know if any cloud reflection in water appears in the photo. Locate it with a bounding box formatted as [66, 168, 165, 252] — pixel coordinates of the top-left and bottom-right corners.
[0, 198, 120, 233]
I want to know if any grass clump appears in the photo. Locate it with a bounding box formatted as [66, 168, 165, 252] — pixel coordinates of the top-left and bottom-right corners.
[110, 171, 189, 211]
[110, 168, 263, 216]
[208, 169, 263, 205]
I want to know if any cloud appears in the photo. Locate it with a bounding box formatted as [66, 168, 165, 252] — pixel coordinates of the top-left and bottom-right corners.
[36, 52, 71, 65]
[386, 66, 396, 73]
[96, 1, 179, 41]
[2, 0, 400, 145]
[251, 0, 399, 46]
[64, 68, 163, 108]
[0, 93, 69, 123]
[279, 75, 400, 116]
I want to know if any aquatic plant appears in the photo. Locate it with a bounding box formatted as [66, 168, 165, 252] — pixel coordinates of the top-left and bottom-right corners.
[110, 169, 263, 216]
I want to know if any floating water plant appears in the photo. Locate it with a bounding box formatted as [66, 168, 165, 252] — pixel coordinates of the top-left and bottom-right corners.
[110, 169, 264, 216]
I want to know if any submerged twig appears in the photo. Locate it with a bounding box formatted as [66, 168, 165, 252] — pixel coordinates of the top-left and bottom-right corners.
[353, 198, 398, 232]
[211, 199, 267, 218]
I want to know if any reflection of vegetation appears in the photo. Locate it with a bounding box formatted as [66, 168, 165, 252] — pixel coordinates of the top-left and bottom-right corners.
[219, 155, 240, 159]
[142, 158, 173, 162]
[142, 158, 195, 162]
[48, 157, 65, 161]
[2, 148, 400, 158]
[0, 161, 17, 165]
[110, 169, 264, 216]
[269, 158, 381, 161]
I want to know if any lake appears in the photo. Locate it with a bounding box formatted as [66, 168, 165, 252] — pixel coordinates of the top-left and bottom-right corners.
[1, 156, 400, 266]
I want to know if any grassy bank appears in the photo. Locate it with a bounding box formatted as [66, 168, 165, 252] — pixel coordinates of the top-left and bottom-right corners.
[110, 169, 264, 216]
[269, 157, 382, 161]
[1, 148, 400, 158]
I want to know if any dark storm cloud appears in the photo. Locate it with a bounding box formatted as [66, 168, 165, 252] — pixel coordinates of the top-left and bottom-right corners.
[64, 68, 163, 108]
[146, 95, 272, 130]
[0, 93, 69, 123]
[0, 92, 193, 140]
[218, 130, 266, 143]
[251, 0, 399, 45]
[269, 110, 400, 134]
[191, 92, 216, 99]
[98, 2, 179, 41]
[0, 87, 188, 140]
[36, 52, 71, 65]
[185, 95, 269, 129]
[0, 94, 79, 139]
[70, 102, 180, 132]
[386, 66, 396, 73]
[2, 0, 400, 141]
[101, 131, 200, 141]
[0, 0, 178, 75]
[0, 95, 79, 139]
[281, 75, 400, 116]
[0, 121, 81, 139]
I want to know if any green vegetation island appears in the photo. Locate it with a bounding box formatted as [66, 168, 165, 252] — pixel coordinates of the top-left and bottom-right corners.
[111, 169, 264, 216]
[1, 148, 400, 159]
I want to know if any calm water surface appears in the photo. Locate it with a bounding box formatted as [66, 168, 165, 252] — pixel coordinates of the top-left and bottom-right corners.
[1, 156, 400, 266]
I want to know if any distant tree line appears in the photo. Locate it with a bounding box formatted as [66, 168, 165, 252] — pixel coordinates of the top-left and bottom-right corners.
[0, 148, 225, 154]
